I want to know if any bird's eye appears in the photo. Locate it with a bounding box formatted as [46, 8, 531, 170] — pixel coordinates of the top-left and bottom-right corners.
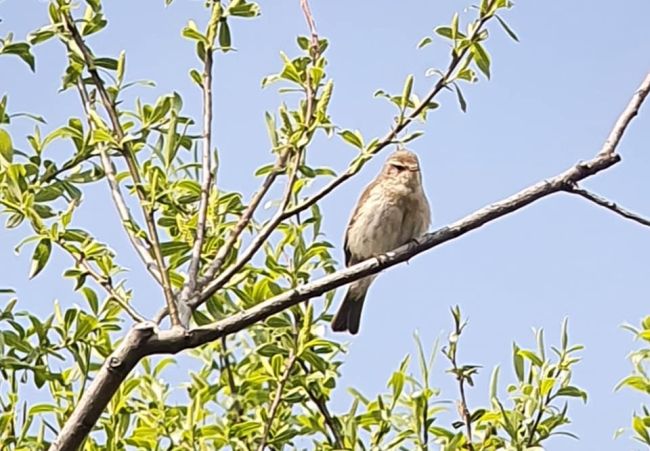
[391, 163, 406, 171]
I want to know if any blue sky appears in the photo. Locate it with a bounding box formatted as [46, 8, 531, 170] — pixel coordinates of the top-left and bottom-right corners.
[2, 0, 650, 449]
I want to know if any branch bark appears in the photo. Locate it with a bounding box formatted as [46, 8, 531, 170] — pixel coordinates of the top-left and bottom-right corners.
[568, 183, 650, 228]
[185, 2, 219, 305]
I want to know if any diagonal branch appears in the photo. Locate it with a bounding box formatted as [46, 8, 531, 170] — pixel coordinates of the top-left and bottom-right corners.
[298, 360, 344, 448]
[257, 351, 297, 451]
[56, 239, 147, 323]
[62, 13, 180, 326]
[196, 161, 284, 291]
[567, 183, 650, 228]
[598, 73, 650, 157]
[75, 83, 162, 287]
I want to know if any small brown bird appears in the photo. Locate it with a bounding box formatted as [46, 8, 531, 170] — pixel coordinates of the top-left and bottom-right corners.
[331, 149, 431, 334]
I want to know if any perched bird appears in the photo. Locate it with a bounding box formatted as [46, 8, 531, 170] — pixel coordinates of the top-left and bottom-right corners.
[331, 149, 431, 334]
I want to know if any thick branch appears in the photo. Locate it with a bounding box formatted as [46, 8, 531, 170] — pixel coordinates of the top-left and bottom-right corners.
[49, 322, 155, 451]
[567, 183, 650, 228]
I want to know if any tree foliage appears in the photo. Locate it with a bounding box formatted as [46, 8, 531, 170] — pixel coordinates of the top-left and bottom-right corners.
[0, 0, 647, 450]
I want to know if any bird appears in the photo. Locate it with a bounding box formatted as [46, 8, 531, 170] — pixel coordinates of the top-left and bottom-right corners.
[331, 149, 431, 334]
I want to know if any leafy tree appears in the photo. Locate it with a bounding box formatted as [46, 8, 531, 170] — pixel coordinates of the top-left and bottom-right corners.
[0, 0, 648, 450]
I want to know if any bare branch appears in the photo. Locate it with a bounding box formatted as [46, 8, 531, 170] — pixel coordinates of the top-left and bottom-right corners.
[196, 163, 283, 291]
[598, 73, 650, 156]
[75, 83, 162, 287]
[300, 0, 318, 42]
[257, 351, 297, 451]
[567, 183, 650, 228]
[186, 3, 219, 299]
[62, 13, 180, 326]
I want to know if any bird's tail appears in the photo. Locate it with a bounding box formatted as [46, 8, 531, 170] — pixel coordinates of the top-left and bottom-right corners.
[331, 281, 368, 334]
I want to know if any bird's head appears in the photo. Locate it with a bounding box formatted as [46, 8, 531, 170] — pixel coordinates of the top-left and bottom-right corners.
[382, 149, 423, 187]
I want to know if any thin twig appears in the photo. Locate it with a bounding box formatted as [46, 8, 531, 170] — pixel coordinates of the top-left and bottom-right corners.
[220, 336, 242, 417]
[257, 352, 297, 451]
[185, 2, 218, 300]
[197, 163, 284, 289]
[196, 128, 302, 306]
[75, 83, 162, 286]
[298, 360, 344, 448]
[57, 240, 147, 323]
[567, 183, 650, 228]
[598, 73, 650, 156]
[300, 0, 318, 42]
[63, 13, 180, 326]
[444, 313, 474, 451]
[283, 9, 493, 220]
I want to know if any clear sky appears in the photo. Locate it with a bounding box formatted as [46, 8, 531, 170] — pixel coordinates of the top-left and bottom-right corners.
[2, 0, 650, 449]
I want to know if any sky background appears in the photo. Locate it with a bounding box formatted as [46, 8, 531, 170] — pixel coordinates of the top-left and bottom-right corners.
[2, 0, 650, 449]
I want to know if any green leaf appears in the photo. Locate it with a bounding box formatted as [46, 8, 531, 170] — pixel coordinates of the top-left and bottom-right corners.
[182, 20, 207, 44]
[417, 37, 433, 49]
[517, 349, 543, 367]
[189, 68, 203, 87]
[94, 57, 118, 70]
[30, 238, 52, 279]
[471, 43, 491, 79]
[218, 21, 232, 50]
[495, 14, 519, 42]
[401, 74, 414, 111]
[453, 83, 467, 112]
[0, 128, 13, 163]
[339, 129, 364, 149]
[229, 2, 260, 18]
[555, 386, 588, 402]
[513, 343, 524, 381]
[1, 42, 35, 71]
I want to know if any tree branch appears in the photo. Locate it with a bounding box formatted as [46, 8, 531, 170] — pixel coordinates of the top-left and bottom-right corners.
[567, 183, 650, 228]
[185, 2, 219, 302]
[49, 322, 155, 451]
[63, 13, 180, 326]
[75, 83, 162, 287]
[57, 239, 147, 323]
[598, 73, 650, 157]
[257, 351, 297, 451]
[298, 360, 344, 448]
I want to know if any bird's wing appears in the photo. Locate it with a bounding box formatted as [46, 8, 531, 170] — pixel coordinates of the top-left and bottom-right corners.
[343, 179, 378, 266]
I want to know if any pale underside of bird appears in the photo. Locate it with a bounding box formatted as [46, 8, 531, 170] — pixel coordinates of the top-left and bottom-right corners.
[331, 149, 431, 334]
